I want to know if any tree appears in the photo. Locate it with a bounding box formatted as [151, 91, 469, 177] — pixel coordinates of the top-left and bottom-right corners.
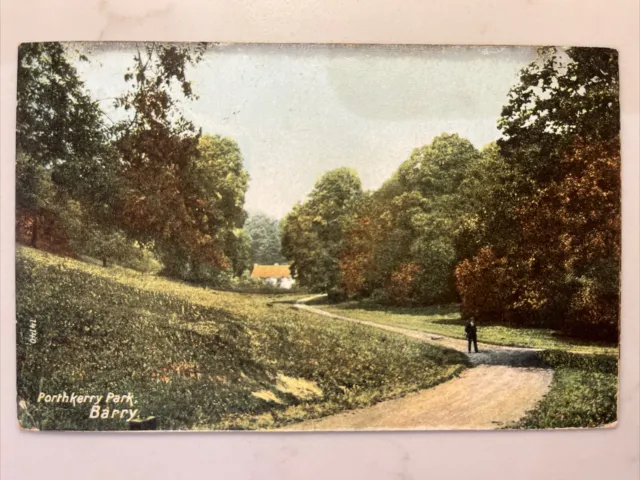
[112, 43, 249, 280]
[349, 133, 481, 304]
[498, 47, 619, 185]
[228, 229, 253, 277]
[453, 142, 517, 261]
[244, 213, 287, 265]
[456, 47, 621, 340]
[15, 152, 56, 248]
[455, 248, 516, 324]
[16, 43, 110, 248]
[16, 43, 107, 177]
[281, 168, 362, 292]
[512, 137, 620, 337]
[337, 193, 378, 297]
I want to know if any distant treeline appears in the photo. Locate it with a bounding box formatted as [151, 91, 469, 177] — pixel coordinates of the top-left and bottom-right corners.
[281, 47, 620, 341]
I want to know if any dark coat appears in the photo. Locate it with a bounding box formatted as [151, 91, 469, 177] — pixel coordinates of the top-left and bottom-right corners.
[465, 322, 477, 339]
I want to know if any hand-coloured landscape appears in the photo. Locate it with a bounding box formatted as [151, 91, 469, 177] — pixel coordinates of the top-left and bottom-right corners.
[16, 43, 620, 431]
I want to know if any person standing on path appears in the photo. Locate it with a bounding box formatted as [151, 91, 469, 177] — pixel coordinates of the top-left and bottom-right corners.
[465, 319, 479, 353]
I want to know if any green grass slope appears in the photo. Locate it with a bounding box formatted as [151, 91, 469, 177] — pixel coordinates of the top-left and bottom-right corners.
[16, 246, 468, 431]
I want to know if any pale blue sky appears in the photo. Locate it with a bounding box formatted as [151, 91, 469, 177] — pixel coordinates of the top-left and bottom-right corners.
[73, 43, 536, 219]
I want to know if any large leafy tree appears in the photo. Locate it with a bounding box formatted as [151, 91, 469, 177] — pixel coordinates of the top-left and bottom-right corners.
[457, 47, 620, 340]
[498, 47, 619, 184]
[281, 168, 362, 292]
[112, 43, 249, 279]
[16, 43, 111, 248]
[345, 133, 481, 304]
[453, 142, 517, 261]
[16, 43, 107, 178]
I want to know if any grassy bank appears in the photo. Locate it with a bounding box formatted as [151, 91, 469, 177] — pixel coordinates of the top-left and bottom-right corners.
[511, 351, 618, 429]
[319, 300, 617, 355]
[16, 246, 468, 431]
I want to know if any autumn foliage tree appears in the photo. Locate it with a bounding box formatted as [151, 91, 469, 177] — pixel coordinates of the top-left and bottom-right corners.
[455, 248, 515, 323]
[112, 43, 249, 281]
[456, 47, 620, 340]
[510, 137, 621, 337]
[337, 194, 378, 297]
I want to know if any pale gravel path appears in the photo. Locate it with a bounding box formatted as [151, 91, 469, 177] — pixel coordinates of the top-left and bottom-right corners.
[282, 365, 553, 431]
[287, 300, 553, 430]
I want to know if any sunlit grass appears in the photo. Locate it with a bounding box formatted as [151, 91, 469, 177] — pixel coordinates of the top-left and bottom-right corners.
[509, 351, 618, 429]
[16, 246, 468, 431]
[321, 300, 618, 355]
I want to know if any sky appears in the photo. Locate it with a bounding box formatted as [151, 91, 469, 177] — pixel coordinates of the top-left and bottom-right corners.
[73, 43, 536, 220]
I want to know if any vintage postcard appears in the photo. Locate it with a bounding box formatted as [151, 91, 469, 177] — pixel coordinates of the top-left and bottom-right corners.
[15, 42, 620, 431]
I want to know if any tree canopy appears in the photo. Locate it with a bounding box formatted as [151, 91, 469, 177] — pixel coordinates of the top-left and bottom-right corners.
[283, 47, 620, 341]
[16, 43, 621, 338]
[244, 213, 286, 265]
[281, 168, 362, 292]
[456, 47, 620, 340]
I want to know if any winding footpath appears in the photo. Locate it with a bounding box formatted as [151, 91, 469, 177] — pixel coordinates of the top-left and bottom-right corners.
[285, 298, 553, 430]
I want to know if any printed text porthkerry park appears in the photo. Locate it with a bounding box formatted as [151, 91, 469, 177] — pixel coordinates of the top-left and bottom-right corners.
[37, 392, 139, 421]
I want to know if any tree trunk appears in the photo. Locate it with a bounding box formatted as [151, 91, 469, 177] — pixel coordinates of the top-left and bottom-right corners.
[102, 256, 108, 267]
[30, 214, 39, 248]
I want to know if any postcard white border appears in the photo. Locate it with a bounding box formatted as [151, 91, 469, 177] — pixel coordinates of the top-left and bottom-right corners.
[1, 1, 638, 479]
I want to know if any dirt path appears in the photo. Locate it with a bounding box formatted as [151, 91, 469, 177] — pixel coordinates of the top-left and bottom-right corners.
[282, 365, 553, 431]
[294, 302, 543, 367]
[288, 300, 553, 430]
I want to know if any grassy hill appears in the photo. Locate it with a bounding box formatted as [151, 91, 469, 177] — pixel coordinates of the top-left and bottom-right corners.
[16, 246, 468, 431]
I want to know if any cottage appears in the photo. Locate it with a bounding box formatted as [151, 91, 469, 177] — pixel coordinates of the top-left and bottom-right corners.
[250, 264, 295, 289]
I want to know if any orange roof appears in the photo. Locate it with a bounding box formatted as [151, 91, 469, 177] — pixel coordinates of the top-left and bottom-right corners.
[251, 264, 292, 278]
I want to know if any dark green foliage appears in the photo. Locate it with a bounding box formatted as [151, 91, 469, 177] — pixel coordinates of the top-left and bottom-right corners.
[16, 43, 108, 177]
[498, 47, 619, 183]
[281, 168, 363, 292]
[244, 213, 287, 265]
[16, 43, 118, 255]
[228, 229, 253, 277]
